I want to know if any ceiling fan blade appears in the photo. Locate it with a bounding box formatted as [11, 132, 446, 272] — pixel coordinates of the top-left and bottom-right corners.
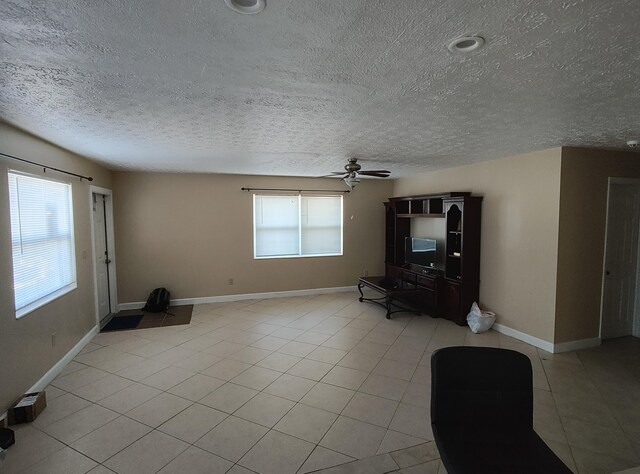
[358, 169, 390, 174]
[315, 173, 348, 178]
[358, 171, 390, 177]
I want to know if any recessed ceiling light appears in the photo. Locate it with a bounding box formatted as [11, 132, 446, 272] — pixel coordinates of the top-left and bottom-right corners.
[447, 36, 485, 54]
[224, 0, 265, 14]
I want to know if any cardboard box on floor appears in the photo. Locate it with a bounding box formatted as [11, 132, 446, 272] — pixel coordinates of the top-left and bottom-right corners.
[7, 392, 46, 425]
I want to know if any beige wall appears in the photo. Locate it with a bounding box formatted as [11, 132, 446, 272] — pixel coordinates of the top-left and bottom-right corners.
[112, 172, 393, 303]
[555, 147, 640, 343]
[0, 122, 112, 411]
[394, 148, 563, 343]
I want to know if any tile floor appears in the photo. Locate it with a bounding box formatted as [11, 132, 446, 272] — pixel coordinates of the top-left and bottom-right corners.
[2, 291, 640, 474]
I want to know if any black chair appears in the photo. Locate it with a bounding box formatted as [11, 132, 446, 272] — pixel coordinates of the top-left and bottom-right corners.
[431, 346, 572, 474]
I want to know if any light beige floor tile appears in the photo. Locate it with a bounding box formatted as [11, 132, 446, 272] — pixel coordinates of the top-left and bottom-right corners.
[128, 340, 175, 358]
[72, 374, 134, 402]
[298, 446, 355, 473]
[227, 346, 272, 364]
[337, 351, 381, 372]
[389, 403, 433, 440]
[251, 335, 290, 351]
[97, 382, 162, 413]
[342, 392, 399, 427]
[71, 415, 152, 463]
[389, 441, 441, 468]
[239, 430, 315, 474]
[231, 365, 282, 390]
[321, 365, 369, 390]
[553, 390, 619, 429]
[78, 342, 103, 356]
[271, 327, 305, 340]
[256, 352, 301, 372]
[263, 373, 317, 401]
[315, 453, 400, 473]
[373, 359, 417, 381]
[360, 373, 409, 401]
[199, 382, 258, 413]
[74, 347, 119, 367]
[287, 358, 334, 381]
[45, 384, 67, 401]
[300, 382, 355, 414]
[177, 335, 221, 352]
[104, 430, 189, 474]
[377, 430, 428, 455]
[274, 403, 337, 443]
[543, 439, 578, 473]
[320, 416, 387, 459]
[56, 360, 88, 377]
[307, 346, 348, 364]
[158, 403, 228, 443]
[32, 392, 92, 428]
[152, 346, 197, 365]
[26, 446, 98, 474]
[172, 352, 221, 372]
[41, 403, 119, 444]
[563, 417, 639, 462]
[401, 382, 430, 408]
[167, 373, 226, 401]
[571, 446, 638, 474]
[201, 359, 252, 380]
[234, 392, 295, 427]
[384, 345, 424, 365]
[116, 359, 169, 381]
[87, 465, 117, 473]
[0, 425, 66, 473]
[278, 340, 318, 357]
[91, 352, 148, 374]
[195, 415, 268, 462]
[140, 366, 196, 390]
[51, 366, 111, 391]
[296, 331, 332, 345]
[351, 341, 390, 358]
[126, 392, 192, 427]
[202, 340, 246, 357]
[157, 446, 233, 474]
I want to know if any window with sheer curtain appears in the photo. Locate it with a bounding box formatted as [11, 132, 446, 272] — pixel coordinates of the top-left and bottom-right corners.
[253, 194, 343, 258]
[8, 171, 77, 318]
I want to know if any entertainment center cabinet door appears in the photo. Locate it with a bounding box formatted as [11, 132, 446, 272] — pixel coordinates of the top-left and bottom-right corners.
[441, 280, 462, 324]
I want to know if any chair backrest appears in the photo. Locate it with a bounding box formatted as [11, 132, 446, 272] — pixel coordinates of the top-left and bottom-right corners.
[431, 346, 533, 431]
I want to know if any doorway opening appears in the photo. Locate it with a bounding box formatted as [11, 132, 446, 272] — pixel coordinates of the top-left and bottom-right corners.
[90, 186, 118, 328]
[600, 178, 640, 340]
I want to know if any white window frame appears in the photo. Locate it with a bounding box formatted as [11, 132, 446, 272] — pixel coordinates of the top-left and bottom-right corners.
[253, 194, 343, 259]
[8, 170, 77, 318]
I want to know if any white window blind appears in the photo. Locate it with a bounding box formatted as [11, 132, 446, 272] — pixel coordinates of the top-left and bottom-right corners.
[254, 194, 343, 258]
[8, 172, 77, 317]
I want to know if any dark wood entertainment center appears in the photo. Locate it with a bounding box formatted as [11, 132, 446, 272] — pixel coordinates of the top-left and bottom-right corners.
[379, 192, 482, 325]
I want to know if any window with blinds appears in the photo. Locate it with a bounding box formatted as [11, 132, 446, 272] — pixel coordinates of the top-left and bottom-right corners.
[8, 172, 77, 318]
[254, 194, 343, 258]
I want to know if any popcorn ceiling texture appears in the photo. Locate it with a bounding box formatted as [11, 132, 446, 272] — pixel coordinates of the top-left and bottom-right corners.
[1, 0, 639, 176]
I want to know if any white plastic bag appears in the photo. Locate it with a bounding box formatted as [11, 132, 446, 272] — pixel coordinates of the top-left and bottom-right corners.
[466, 302, 496, 334]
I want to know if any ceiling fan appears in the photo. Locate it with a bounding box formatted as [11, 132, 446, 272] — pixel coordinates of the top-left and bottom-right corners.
[325, 158, 391, 189]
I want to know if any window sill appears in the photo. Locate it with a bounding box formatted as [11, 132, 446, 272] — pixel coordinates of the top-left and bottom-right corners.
[16, 282, 78, 319]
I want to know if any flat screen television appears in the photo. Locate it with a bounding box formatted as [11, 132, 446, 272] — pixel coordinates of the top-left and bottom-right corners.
[405, 237, 437, 269]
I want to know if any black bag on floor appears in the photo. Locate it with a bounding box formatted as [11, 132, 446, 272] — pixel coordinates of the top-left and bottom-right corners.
[143, 287, 170, 313]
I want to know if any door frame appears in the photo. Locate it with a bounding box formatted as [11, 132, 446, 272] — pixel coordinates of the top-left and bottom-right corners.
[89, 185, 118, 326]
[599, 177, 640, 339]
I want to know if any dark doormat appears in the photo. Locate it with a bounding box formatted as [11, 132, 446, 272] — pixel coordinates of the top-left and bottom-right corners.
[102, 305, 194, 332]
[101, 314, 144, 332]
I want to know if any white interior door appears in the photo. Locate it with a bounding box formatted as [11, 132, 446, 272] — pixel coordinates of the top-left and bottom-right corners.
[93, 193, 111, 323]
[601, 181, 640, 339]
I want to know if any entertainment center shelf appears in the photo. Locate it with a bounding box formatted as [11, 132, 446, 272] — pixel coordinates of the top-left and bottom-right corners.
[383, 192, 482, 325]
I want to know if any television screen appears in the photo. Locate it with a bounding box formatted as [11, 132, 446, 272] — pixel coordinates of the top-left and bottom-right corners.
[405, 237, 437, 268]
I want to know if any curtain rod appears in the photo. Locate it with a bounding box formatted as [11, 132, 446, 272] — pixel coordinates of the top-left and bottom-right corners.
[0, 151, 94, 181]
[241, 187, 349, 194]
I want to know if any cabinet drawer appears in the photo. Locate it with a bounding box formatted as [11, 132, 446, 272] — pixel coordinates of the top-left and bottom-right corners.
[416, 275, 436, 289]
[400, 271, 416, 284]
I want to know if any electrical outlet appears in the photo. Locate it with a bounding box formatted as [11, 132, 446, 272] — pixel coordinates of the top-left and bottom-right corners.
[51, 333, 57, 347]
[228, 278, 234, 285]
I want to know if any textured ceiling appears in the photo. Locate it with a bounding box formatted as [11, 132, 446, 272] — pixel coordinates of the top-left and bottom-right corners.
[1, 0, 639, 177]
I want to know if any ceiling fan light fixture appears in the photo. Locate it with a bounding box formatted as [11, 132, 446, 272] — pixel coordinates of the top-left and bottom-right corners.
[344, 176, 360, 189]
[224, 0, 265, 15]
[447, 35, 485, 54]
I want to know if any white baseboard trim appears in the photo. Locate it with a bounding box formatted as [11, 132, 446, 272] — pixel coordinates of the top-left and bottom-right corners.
[553, 337, 601, 353]
[28, 325, 99, 393]
[492, 323, 555, 353]
[493, 323, 602, 353]
[118, 285, 359, 311]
